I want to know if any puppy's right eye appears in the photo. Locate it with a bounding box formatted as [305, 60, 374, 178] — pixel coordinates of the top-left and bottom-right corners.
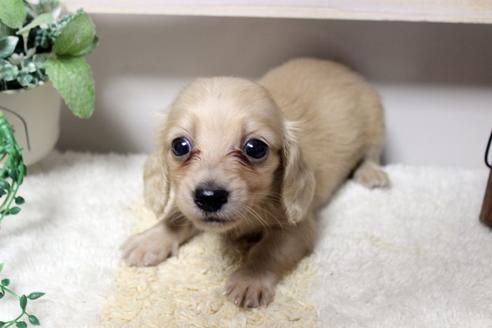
[171, 137, 191, 158]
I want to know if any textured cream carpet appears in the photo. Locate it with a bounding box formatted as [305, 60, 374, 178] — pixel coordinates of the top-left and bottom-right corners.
[1, 152, 490, 327]
[99, 205, 318, 327]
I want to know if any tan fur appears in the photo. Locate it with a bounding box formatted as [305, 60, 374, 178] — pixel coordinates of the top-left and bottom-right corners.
[121, 58, 389, 308]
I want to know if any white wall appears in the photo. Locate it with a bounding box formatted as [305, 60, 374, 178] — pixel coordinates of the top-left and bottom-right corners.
[57, 14, 492, 169]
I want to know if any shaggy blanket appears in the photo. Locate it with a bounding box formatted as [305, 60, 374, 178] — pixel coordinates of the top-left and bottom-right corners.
[0, 152, 490, 327]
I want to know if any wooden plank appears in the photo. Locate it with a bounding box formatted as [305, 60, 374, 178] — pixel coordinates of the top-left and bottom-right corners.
[63, 0, 492, 24]
[480, 170, 492, 228]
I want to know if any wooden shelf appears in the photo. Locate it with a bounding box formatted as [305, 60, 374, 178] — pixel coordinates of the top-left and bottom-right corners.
[63, 0, 492, 24]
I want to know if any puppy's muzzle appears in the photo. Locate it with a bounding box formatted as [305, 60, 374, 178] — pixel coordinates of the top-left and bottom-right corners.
[193, 183, 229, 213]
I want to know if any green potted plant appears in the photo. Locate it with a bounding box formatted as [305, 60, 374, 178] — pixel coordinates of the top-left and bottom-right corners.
[0, 111, 44, 328]
[0, 1, 97, 325]
[0, 0, 98, 165]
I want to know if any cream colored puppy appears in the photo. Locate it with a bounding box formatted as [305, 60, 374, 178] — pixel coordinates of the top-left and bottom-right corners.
[122, 58, 389, 308]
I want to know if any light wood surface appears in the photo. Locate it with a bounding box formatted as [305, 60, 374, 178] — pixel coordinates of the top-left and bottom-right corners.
[63, 0, 492, 24]
[480, 170, 492, 228]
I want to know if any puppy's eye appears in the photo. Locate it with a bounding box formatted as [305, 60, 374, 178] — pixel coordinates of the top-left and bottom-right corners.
[171, 137, 192, 158]
[243, 138, 269, 161]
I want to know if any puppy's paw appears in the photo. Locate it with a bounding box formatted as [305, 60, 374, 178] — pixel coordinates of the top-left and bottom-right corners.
[225, 270, 276, 308]
[121, 225, 178, 267]
[353, 162, 390, 189]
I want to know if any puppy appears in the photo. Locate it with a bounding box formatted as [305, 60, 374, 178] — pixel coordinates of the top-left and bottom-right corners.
[122, 58, 389, 308]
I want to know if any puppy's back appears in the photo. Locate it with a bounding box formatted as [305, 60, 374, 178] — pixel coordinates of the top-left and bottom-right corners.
[259, 58, 385, 206]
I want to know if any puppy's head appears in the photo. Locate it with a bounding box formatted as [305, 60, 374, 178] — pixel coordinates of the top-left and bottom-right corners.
[157, 77, 314, 232]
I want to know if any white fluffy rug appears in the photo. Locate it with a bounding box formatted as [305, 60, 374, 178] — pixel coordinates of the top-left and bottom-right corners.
[0, 152, 143, 327]
[314, 167, 491, 327]
[0, 152, 490, 327]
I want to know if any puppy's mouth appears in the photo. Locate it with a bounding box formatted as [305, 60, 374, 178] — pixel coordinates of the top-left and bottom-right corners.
[202, 215, 228, 224]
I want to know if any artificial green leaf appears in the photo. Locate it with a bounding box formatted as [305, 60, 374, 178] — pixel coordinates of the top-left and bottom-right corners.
[27, 292, 45, 300]
[16, 71, 34, 87]
[45, 57, 95, 118]
[15, 196, 24, 204]
[53, 11, 96, 57]
[0, 36, 18, 58]
[0, 292, 4, 299]
[27, 0, 60, 18]
[0, 22, 10, 37]
[15, 322, 27, 328]
[19, 295, 27, 311]
[28, 315, 40, 326]
[8, 206, 21, 214]
[20, 164, 27, 177]
[23, 60, 37, 73]
[0, 179, 10, 190]
[72, 35, 99, 57]
[0, 0, 26, 28]
[1, 278, 9, 286]
[0, 59, 18, 81]
[41, 0, 60, 6]
[16, 13, 54, 35]
[0, 321, 5, 327]
[0, 263, 3, 272]
[39, 0, 60, 11]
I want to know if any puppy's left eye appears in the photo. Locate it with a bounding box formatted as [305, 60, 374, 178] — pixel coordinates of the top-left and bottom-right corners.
[243, 138, 269, 161]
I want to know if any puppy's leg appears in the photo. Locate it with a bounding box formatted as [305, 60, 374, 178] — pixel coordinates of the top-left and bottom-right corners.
[122, 215, 199, 267]
[122, 151, 200, 266]
[225, 217, 315, 308]
[353, 142, 390, 189]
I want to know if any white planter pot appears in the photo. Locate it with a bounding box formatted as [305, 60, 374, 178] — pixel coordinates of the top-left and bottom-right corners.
[0, 83, 61, 166]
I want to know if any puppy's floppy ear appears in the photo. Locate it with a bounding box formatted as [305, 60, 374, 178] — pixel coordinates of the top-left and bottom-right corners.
[143, 112, 175, 219]
[281, 121, 316, 225]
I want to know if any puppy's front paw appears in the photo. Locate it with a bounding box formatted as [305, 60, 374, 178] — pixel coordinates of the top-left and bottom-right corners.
[225, 270, 276, 308]
[121, 225, 178, 267]
[353, 162, 390, 189]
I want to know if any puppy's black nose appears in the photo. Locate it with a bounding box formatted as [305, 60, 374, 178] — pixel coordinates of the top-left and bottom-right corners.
[193, 185, 229, 213]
